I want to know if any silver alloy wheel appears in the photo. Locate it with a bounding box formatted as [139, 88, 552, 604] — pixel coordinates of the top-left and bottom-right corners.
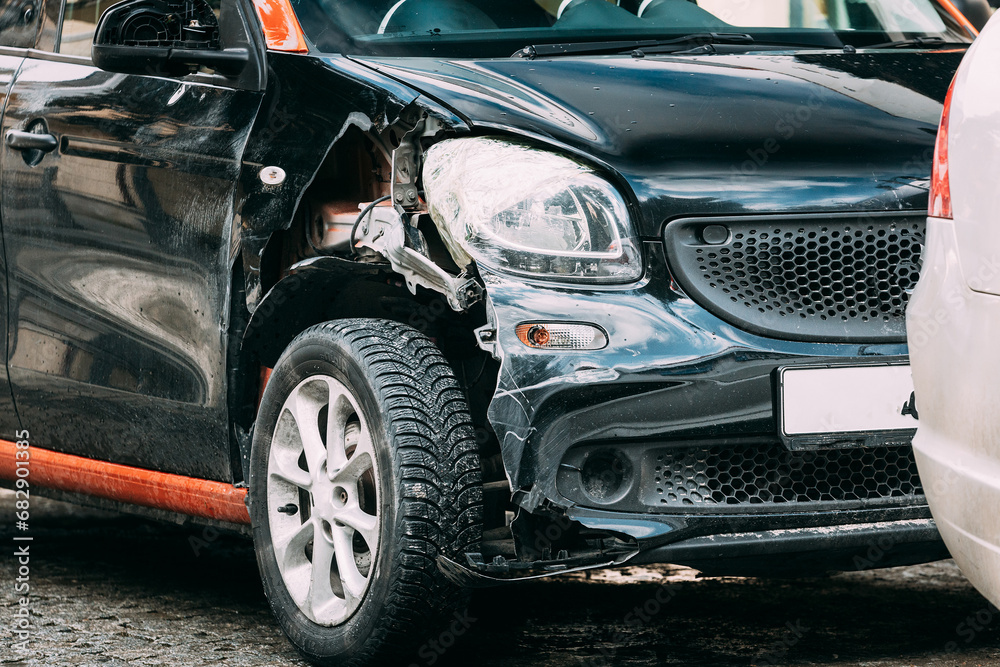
[266, 375, 381, 626]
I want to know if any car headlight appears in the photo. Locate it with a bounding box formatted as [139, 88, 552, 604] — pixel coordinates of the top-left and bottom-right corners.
[422, 137, 643, 283]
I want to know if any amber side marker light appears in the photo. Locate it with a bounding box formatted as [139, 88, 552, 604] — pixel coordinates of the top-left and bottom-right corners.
[931, 75, 956, 220]
[515, 322, 609, 350]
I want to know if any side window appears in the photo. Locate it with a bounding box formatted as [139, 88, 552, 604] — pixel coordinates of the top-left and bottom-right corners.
[0, 0, 56, 48]
[58, 0, 101, 55]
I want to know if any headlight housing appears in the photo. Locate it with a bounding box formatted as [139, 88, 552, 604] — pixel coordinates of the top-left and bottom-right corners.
[422, 137, 643, 283]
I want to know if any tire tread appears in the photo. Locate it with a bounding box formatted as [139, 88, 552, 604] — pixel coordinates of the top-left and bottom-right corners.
[279, 318, 483, 666]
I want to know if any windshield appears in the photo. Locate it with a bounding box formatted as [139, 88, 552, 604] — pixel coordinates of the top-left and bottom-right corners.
[291, 0, 974, 57]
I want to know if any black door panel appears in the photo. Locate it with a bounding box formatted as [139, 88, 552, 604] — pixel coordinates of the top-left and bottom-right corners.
[1, 58, 262, 478]
[0, 53, 23, 439]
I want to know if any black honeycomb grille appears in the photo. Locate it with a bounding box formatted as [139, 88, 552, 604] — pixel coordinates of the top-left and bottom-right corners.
[664, 214, 925, 342]
[646, 444, 923, 508]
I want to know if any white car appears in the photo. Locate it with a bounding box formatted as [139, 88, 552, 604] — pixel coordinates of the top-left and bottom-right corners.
[908, 13, 1000, 607]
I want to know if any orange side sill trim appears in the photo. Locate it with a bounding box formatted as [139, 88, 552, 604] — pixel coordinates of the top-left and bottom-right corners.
[252, 0, 309, 52]
[0, 440, 250, 524]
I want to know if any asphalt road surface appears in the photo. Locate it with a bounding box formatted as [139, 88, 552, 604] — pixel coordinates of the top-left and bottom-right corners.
[4, 490, 1000, 667]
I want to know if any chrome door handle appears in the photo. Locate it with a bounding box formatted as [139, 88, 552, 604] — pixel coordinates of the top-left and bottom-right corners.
[6, 129, 58, 152]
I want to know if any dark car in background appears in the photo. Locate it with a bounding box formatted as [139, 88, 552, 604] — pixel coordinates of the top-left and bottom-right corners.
[0, 0, 978, 663]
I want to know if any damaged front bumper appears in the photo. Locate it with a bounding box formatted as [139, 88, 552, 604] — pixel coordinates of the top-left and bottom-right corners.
[450, 241, 946, 582]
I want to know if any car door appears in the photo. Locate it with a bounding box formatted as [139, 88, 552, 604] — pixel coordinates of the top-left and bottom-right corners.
[0, 0, 56, 439]
[0, 0, 265, 479]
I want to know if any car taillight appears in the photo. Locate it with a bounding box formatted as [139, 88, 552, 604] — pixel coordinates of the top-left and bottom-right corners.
[930, 77, 955, 219]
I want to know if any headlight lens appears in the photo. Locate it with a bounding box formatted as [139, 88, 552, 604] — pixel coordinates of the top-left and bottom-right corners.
[423, 137, 643, 283]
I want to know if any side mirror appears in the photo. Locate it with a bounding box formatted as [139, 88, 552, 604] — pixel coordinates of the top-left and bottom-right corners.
[92, 0, 248, 77]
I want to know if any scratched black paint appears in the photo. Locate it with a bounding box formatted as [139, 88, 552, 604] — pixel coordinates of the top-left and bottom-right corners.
[1, 59, 260, 479]
[346, 48, 962, 565]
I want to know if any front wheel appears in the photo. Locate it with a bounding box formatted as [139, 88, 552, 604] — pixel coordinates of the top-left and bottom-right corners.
[249, 319, 482, 666]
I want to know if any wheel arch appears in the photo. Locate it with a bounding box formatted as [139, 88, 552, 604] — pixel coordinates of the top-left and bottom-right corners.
[229, 258, 394, 480]
[242, 258, 394, 368]
[228, 255, 496, 481]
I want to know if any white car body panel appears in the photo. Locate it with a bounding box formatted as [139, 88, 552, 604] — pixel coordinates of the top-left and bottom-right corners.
[908, 12, 1000, 609]
[951, 15, 1000, 296]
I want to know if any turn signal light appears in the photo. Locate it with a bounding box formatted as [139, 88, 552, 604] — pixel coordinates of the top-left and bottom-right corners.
[515, 322, 608, 350]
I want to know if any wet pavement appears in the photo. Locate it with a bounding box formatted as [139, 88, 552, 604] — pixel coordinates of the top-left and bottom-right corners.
[3, 490, 1000, 667]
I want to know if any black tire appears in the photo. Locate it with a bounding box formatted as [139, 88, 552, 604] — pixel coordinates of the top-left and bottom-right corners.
[249, 319, 483, 666]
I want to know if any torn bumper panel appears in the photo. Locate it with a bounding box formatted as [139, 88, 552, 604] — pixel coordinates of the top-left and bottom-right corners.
[482, 241, 941, 568]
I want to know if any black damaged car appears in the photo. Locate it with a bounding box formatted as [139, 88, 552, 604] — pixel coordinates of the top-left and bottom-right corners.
[0, 0, 976, 663]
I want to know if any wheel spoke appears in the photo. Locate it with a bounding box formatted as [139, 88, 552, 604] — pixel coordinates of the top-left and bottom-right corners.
[324, 380, 356, 475]
[269, 449, 311, 490]
[286, 383, 328, 479]
[309, 527, 341, 621]
[271, 518, 314, 607]
[329, 440, 374, 487]
[333, 504, 378, 551]
[331, 523, 368, 601]
[268, 409, 313, 490]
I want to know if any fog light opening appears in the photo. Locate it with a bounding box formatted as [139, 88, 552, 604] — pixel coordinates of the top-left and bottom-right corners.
[580, 449, 633, 505]
[515, 322, 608, 350]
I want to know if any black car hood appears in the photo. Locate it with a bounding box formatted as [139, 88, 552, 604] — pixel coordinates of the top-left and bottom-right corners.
[352, 51, 962, 237]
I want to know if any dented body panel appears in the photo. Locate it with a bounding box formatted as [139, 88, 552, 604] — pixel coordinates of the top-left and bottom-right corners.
[340, 50, 960, 573]
[482, 242, 940, 562]
[237, 54, 423, 309]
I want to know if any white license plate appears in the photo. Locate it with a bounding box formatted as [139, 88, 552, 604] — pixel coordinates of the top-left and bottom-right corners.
[780, 365, 917, 436]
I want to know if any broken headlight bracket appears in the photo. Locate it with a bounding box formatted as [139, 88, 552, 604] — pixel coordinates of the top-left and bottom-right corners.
[352, 116, 482, 312]
[354, 204, 483, 312]
[390, 141, 421, 211]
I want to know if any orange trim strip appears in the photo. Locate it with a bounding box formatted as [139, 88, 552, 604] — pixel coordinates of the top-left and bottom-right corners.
[0, 440, 250, 524]
[251, 0, 309, 52]
[936, 0, 979, 36]
[257, 366, 273, 410]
